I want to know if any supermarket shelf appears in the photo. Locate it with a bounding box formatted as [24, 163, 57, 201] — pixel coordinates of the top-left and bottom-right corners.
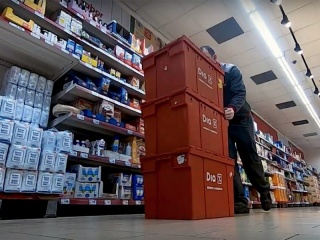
[293, 166, 304, 172]
[48, 0, 144, 58]
[1, 0, 144, 79]
[271, 152, 289, 163]
[292, 189, 309, 193]
[0, 192, 60, 200]
[242, 182, 252, 186]
[0, 16, 77, 80]
[255, 141, 270, 149]
[68, 151, 141, 171]
[52, 84, 142, 116]
[265, 171, 274, 176]
[73, 61, 145, 99]
[283, 168, 294, 174]
[285, 177, 296, 182]
[60, 198, 144, 206]
[49, 113, 144, 138]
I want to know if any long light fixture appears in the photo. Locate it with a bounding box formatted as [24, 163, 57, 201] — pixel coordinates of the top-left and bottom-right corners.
[240, 0, 320, 128]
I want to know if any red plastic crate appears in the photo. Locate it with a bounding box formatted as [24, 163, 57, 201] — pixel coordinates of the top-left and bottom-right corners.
[142, 147, 234, 220]
[142, 36, 224, 110]
[142, 88, 228, 157]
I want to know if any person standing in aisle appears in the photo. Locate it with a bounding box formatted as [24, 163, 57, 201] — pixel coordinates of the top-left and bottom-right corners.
[200, 46, 271, 214]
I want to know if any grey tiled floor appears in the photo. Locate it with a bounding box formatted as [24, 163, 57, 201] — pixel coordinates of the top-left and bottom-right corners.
[1, 208, 320, 239]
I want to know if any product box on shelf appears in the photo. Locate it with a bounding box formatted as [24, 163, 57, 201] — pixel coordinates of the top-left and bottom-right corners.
[36, 172, 53, 194]
[63, 173, 77, 197]
[105, 150, 120, 160]
[132, 175, 144, 186]
[51, 173, 65, 194]
[21, 170, 38, 193]
[141, 147, 234, 220]
[99, 182, 119, 199]
[71, 165, 101, 182]
[110, 173, 132, 187]
[74, 182, 99, 198]
[132, 185, 144, 200]
[142, 89, 228, 156]
[4, 168, 23, 192]
[142, 36, 224, 108]
[119, 186, 132, 200]
[6, 144, 27, 170]
[0, 143, 9, 167]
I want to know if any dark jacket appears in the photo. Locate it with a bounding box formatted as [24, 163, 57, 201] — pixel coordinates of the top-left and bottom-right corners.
[220, 63, 251, 125]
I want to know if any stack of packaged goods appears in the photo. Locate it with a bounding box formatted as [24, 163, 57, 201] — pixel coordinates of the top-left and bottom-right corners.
[70, 164, 101, 198]
[306, 176, 320, 203]
[141, 36, 234, 220]
[132, 175, 144, 201]
[0, 66, 73, 195]
[108, 173, 132, 200]
[272, 173, 288, 203]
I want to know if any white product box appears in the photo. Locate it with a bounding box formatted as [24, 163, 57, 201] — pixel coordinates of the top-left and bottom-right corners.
[105, 150, 120, 159]
[0, 118, 14, 143]
[0, 143, 9, 167]
[27, 125, 43, 148]
[70, 165, 101, 182]
[4, 168, 23, 192]
[56, 131, 73, 153]
[0, 167, 5, 191]
[99, 181, 118, 199]
[39, 150, 56, 172]
[70, 18, 82, 36]
[110, 173, 132, 187]
[0, 97, 16, 120]
[72, 145, 89, 153]
[51, 173, 65, 194]
[36, 172, 53, 193]
[42, 130, 57, 151]
[118, 186, 132, 200]
[55, 153, 68, 173]
[12, 122, 29, 146]
[119, 154, 131, 162]
[74, 182, 99, 198]
[21, 170, 38, 193]
[63, 172, 76, 197]
[6, 144, 27, 169]
[24, 147, 41, 170]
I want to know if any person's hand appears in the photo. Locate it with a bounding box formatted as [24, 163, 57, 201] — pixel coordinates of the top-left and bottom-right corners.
[224, 107, 235, 120]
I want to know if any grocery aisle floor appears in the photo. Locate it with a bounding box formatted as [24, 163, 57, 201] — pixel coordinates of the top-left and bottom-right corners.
[1, 208, 320, 240]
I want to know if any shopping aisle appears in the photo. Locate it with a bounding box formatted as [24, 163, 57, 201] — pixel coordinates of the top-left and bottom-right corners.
[1, 209, 320, 240]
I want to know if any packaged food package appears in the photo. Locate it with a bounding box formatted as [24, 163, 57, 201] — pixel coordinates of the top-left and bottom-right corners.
[28, 73, 39, 90]
[0, 167, 5, 191]
[0, 143, 9, 167]
[40, 110, 50, 128]
[14, 102, 24, 121]
[5, 66, 21, 84]
[36, 76, 46, 93]
[22, 105, 33, 123]
[55, 153, 68, 173]
[21, 170, 38, 193]
[0, 97, 16, 120]
[12, 121, 29, 146]
[6, 144, 27, 169]
[72, 99, 93, 111]
[43, 95, 51, 111]
[51, 173, 65, 194]
[23, 147, 41, 170]
[16, 86, 27, 102]
[0, 118, 14, 143]
[18, 69, 30, 87]
[32, 107, 41, 125]
[1, 82, 17, 100]
[39, 150, 56, 172]
[93, 100, 114, 118]
[4, 168, 23, 192]
[45, 80, 54, 96]
[25, 89, 35, 107]
[42, 129, 57, 151]
[36, 171, 53, 193]
[34, 92, 44, 108]
[27, 124, 43, 148]
[56, 130, 73, 153]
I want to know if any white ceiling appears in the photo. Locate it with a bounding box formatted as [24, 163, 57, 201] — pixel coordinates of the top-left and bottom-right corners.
[121, 0, 320, 150]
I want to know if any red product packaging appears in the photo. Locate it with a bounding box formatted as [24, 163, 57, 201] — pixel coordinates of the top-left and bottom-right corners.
[115, 45, 125, 61]
[125, 123, 136, 132]
[135, 118, 145, 135]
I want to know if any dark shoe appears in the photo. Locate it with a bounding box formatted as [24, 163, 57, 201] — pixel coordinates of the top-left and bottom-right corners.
[260, 191, 272, 211]
[235, 202, 250, 214]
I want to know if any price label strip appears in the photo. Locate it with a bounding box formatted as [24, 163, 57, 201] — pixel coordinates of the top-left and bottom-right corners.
[61, 199, 70, 204]
[80, 153, 88, 159]
[122, 200, 129, 205]
[93, 119, 100, 125]
[104, 200, 111, 205]
[77, 114, 84, 120]
[109, 158, 116, 164]
[89, 199, 97, 205]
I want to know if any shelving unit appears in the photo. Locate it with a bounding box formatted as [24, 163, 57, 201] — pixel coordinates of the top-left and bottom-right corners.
[0, 0, 146, 219]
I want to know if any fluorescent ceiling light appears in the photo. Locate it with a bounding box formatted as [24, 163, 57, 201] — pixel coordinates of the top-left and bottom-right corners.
[240, 0, 320, 129]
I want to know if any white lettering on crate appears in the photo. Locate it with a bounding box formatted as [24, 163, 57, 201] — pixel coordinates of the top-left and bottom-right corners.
[198, 67, 213, 89]
[206, 172, 216, 183]
[202, 114, 218, 134]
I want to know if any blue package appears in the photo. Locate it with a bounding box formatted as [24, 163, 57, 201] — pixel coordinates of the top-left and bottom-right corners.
[132, 54, 142, 69]
[15, 102, 24, 121]
[132, 185, 144, 200]
[82, 109, 94, 118]
[63, 73, 87, 90]
[74, 43, 83, 57]
[132, 175, 144, 186]
[107, 91, 121, 102]
[120, 87, 129, 105]
[85, 78, 99, 92]
[0, 97, 16, 120]
[95, 77, 110, 96]
[40, 110, 49, 128]
[108, 118, 117, 126]
[42, 129, 57, 151]
[0, 118, 14, 143]
[22, 105, 33, 123]
[66, 39, 75, 53]
[32, 108, 41, 125]
[95, 114, 106, 122]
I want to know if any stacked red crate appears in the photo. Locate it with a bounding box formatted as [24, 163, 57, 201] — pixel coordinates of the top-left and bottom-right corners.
[141, 36, 235, 220]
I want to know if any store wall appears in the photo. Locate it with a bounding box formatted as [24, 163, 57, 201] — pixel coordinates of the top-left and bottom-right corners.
[252, 112, 278, 141]
[85, 0, 131, 30]
[305, 149, 320, 169]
